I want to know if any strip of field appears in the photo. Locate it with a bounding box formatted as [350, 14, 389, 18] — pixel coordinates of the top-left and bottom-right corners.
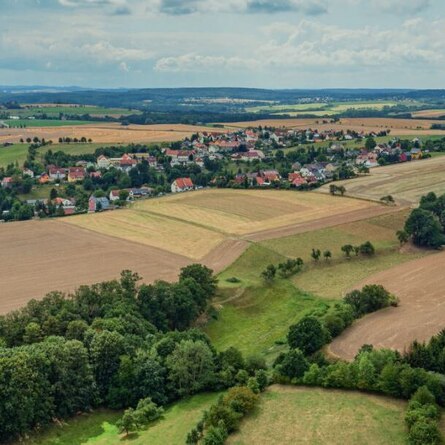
[224, 117, 445, 136]
[0, 220, 190, 314]
[318, 156, 445, 205]
[228, 385, 409, 445]
[412, 109, 445, 118]
[329, 250, 445, 360]
[0, 123, 225, 144]
[134, 189, 378, 236]
[17, 392, 219, 445]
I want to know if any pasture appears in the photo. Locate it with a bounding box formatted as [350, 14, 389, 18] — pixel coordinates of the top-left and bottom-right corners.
[17, 392, 219, 445]
[319, 156, 445, 205]
[0, 122, 225, 145]
[15, 104, 140, 118]
[228, 385, 409, 445]
[4, 119, 98, 128]
[206, 210, 424, 357]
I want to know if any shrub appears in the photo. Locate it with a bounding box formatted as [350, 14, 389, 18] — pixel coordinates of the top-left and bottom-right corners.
[275, 349, 309, 379]
[408, 418, 442, 445]
[224, 386, 259, 414]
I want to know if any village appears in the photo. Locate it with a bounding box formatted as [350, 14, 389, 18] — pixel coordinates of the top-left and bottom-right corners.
[0, 125, 434, 220]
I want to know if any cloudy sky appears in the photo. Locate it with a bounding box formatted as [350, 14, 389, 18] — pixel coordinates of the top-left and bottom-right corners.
[0, 0, 444, 88]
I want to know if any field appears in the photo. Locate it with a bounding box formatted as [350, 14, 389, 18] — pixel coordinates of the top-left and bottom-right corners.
[412, 109, 445, 118]
[12, 104, 140, 118]
[329, 250, 445, 360]
[0, 189, 393, 314]
[4, 119, 99, 128]
[205, 210, 424, 358]
[228, 385, 409, 445]
[225, 117, 445, 136]
[0, 142, 108, 167]
[17, 392, 219, 445]
[0, 220, 190, 315]
[319, 156, 445, 205]
[245, 100, 399, 116]
[0, 122, 225, 145]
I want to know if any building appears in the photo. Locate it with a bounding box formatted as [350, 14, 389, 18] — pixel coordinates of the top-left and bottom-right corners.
[68, 167, 86, 182]
[171, 177, 194, 193]
[88, 196, 110, 212]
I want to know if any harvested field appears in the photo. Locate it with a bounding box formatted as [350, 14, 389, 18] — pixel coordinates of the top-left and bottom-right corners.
[0, 220, 190, 315]
[0, 189, 395, 312]
[0, 122, 225, 144]
[412, 109, 445, 118]
[134, 189, 380, 236]
[224, 117, 445, 136]
[228, 385, 408, 445]
[329, 250, 445, 360]
[319, 156, 445, 205]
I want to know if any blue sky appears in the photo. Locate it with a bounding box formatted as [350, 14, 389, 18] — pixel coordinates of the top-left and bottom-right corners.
[0, 0, 444, 88]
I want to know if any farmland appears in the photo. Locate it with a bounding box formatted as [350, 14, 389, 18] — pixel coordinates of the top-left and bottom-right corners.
[206, 210, 424, 357]
[329, 250, 445, 360]
[17, 392, 219, 445]
[3, 119, 99, 128]
[0, 122, 226, 145]
[319, 155, 445, 205]
[0, 189, 392, 313]
[228, 385, 410, 445]
[245, 100, 399, 116]
[225, 117, 445, 136]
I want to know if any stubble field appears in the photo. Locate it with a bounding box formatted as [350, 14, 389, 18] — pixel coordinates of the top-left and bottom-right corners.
[318, 156, 445, 205]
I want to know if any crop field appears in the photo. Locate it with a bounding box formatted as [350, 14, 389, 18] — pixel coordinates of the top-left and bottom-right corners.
[412, 109, 445, 118]
[18, 392, 219, 445]
[135, 189, 379, 237]
[225, 117, 445, 136]
[319, 156, 445, 205]
[0, 220, 191, 314]
[246, 101, 399, 116]
[329, 249, 445, 360]
[0, 122, 225, 145]
[0, 189, 395, 313]
[228, 385, 409, 445]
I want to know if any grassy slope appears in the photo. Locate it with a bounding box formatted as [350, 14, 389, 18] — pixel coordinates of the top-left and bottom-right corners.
[228, 385, 408, 445]
[18, 393, 219, 445]
[206, 210, 428, 355]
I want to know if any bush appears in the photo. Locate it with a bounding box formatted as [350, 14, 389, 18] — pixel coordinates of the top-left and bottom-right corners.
[275, 349, 309, 379]
[344, 285, 395, 317]
[224, 386, 258, 414]
[225, 277, 241, 283]
[359, 241, 375, 256]
[408, 418, 442, 445]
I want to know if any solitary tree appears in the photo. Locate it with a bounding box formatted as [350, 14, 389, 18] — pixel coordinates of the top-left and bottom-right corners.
[341, 244, 354, 258]
[311, 249, 321, 262]
[323, 250, 332, 261]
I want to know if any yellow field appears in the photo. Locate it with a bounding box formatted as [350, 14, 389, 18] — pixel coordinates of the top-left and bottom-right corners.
[134, 189, 376, 236]
[412, 109, 445, 118]
[64, 207, 225, 260]
[319, 156, 445, 205]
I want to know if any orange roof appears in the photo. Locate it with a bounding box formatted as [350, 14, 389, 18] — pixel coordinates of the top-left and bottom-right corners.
[174, 177, 194, 189]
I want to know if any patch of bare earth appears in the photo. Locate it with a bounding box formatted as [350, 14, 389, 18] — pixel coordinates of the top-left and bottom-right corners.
[329, 250, 445, 360]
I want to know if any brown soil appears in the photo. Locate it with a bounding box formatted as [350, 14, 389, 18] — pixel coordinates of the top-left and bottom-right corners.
[328, 250, 445, 360]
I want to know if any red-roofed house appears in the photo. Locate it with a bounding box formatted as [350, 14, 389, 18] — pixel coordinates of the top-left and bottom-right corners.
[288, 172, 307, 188]
[171, 177, 194, 193]
[1, 177, 13, 188]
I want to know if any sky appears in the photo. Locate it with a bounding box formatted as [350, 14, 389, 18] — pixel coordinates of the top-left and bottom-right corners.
[0, 0, 444, 89]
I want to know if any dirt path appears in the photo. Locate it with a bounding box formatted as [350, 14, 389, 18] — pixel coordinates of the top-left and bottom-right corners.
[328, 250, 445, 360]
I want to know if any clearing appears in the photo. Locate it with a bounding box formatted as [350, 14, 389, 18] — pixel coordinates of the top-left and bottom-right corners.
[228, 385, 409, 445]
[329, 250, 445, 360]
[318, 156, 445, 205]
[17, 392, 219, 445]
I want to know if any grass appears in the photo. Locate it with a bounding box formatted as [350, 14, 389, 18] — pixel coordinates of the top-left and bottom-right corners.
[6, 105, 139, 118]
[228, 385, 409, 445]
[205, 210, 427, 355]
[17, 392, 219, 445]
[0, 142, 117, 168]
[4, 119, 98, 127]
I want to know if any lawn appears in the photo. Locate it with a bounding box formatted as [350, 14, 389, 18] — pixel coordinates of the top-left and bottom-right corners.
[17, 392, 219, 445]
[228, 385, 409, 445]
